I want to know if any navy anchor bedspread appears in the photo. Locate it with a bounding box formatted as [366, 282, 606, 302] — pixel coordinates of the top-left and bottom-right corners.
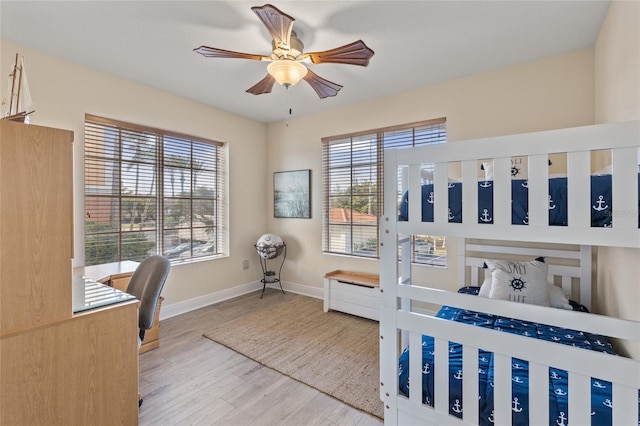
[399, 174, 640, 227]
[397, 306, 639, 425]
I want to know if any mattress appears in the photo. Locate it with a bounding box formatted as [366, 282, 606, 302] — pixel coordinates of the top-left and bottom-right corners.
[397, 303, 638, 426]
[399, 174, 640, 227]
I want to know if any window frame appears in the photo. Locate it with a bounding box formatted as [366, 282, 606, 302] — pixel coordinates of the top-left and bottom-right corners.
[84, 114, 226, 266]
[322, 118, 447, 264]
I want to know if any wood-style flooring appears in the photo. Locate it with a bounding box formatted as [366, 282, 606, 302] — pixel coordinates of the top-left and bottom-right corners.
[138, 290, 384, 426]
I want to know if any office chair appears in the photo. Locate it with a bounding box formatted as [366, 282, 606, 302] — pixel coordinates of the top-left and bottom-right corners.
[126, 255, 171, 346]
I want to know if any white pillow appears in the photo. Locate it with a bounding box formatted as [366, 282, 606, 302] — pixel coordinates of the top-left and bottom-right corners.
[481, 274, 572, 310]
[482, 157, 529, 180]
[485, 259, 549, 306]
[548, 284, 572, 310]
[595, 164, 612, 175]
[478, 277, 492, 298]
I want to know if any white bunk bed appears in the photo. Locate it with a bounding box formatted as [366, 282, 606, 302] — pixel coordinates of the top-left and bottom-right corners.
[379, 120, 640, 425]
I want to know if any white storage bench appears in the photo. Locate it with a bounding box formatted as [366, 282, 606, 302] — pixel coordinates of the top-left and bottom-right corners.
[323, 270, 380, 321]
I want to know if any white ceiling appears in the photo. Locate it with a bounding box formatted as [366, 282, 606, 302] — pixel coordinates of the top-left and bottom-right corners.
[1, 1, 611, 123]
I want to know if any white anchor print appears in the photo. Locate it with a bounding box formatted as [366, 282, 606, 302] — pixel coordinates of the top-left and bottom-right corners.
[448, 208, 455, 221]
[454, 370, 463, 380]
[523, 212, 529, 225]
[548, 195, 556, 210]
[448, 182, 456, 188]
[512, 397, 523, 412]
[451, 399, 462, 414]
[556, 411, 567, 426]
[594, 339, 606, 346]
[593, 195, 608, 211]
[480, 209, 492, 223]
[487, 410, 495, 423]
[512, 376, 523, 384]
[603, 399, 613, 408]
[550, 371, 562, 380]
[512, 363, 524, 369]
[480, 180, 492, 188]
[592, 381, 606, 389]
[555, 388, 567, 396]
[422, 363, 430, 374]
[522, 180, 528, 188]
[427, 192, 435, 204]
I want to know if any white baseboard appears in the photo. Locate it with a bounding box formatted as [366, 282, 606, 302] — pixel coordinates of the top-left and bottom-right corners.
[160, 280, 323, 320]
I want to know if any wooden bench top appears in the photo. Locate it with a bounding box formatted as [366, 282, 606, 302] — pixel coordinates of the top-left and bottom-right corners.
[324, 270, 379, 288]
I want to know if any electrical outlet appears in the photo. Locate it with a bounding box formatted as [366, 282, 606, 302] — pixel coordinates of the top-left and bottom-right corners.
[242, 259, 249, 270]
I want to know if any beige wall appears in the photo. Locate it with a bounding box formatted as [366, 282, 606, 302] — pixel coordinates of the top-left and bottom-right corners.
[5, 19, 632, 324]
[594, 0, 640, 358]
[266, 48, 595, 291]
[1, 40, 269, 307]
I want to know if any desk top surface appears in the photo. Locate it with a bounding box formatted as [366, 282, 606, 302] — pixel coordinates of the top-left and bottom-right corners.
[72, 275, 136, 314]
[74, 261, 140, 282]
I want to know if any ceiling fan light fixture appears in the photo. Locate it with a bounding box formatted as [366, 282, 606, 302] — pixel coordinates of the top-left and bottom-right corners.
[267, 60, 308, 87]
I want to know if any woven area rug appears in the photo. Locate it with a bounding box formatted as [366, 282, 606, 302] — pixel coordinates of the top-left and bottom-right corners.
[203, 296, 383, 419]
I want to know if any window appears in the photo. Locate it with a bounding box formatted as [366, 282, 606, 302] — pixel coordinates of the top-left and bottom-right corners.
[322, 118, 446, 265]
[84, 115, 226, 266]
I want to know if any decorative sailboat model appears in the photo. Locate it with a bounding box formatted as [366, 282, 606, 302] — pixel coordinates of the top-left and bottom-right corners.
[2, 53, 34, 123]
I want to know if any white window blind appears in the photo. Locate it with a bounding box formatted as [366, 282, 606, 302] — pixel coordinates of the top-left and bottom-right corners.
[84, 114, 226, 266]
[322, 118, 446, 263]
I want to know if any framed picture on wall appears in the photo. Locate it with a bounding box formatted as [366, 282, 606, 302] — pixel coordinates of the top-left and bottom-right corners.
[274, 169, 311, 218]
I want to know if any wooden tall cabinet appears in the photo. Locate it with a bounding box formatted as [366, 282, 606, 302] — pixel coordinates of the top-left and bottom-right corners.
[0, 121, 73, 332]
[0, 121, 139, 425]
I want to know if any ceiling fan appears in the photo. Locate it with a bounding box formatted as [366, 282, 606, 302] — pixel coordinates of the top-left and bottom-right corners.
[194, 3, 374, 99]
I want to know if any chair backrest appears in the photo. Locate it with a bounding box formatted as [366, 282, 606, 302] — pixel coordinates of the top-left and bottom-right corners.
[126, 255, 171, 338]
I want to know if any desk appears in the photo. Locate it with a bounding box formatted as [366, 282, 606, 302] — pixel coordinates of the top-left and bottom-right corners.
[75, 260, 140, 285]
[1, 287, 139, 425]
[75, 261, 163, 353]
[72, 275, 136, 313]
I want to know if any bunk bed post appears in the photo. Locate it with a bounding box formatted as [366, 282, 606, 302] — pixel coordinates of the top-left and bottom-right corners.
[457, 238, 467, 288]
[380, 149, 401, 424]
[579, 245, 592, 310]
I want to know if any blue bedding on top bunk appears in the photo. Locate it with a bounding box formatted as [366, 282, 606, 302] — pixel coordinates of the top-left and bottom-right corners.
[397, 302, 638, 426]
[398, 174, 640, 227]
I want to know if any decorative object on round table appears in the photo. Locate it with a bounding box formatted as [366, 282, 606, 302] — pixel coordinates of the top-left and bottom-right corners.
[256, 233, 285, 259]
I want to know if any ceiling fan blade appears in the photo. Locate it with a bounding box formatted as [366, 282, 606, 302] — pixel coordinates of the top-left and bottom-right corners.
[246, 74, 276, 96]
[302, 69, 343, 99]
[304, 40, 375, 66]
[251, 4, 295, 51]
[194, 45, 267, 61]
